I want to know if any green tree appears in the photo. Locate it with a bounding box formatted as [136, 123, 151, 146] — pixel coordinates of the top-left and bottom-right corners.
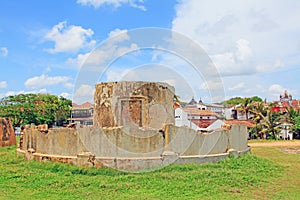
[249, 101, 268, 138]
[292, 116, 300, 137]
[237, 98, 253, 120]
[0, 94, 72, 127]
[250, 96, 263, 102]
[223, 97, 244, 106]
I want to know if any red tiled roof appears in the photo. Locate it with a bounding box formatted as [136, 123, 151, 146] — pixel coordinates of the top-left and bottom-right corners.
[281, 101, 290, 108]
[191, 119, 217, 128]
[291, 100, 300, 108]
[223, 120, 255, 128]
[72, 102, 94, 110]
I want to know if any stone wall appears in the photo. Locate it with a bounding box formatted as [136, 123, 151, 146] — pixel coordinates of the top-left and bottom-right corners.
[17, 81, 250, 171]
[18, 124, 250, 171]
[0, 118, 16, 147]
[93, 82, 175, 129]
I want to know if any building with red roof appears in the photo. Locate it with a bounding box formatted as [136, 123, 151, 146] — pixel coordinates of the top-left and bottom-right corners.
[68, 102, 94, 126]
[271, 90, 300, 113]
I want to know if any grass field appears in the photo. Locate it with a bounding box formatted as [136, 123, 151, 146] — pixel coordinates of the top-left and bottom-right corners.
[0, 142, 299, 200]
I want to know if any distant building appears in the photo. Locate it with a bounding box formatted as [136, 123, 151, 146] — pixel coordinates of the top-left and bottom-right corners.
[279, 123, 293, 140]
[185, 97, 224, 116]
[271, 90, 300, 113]
[280, 90, 292, 104]
[68, 102, 94, 126]
[224, 105, 250, 120]
[175, 107, 224, 131]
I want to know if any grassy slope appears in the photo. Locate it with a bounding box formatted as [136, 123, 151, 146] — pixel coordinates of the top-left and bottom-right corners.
[0, 143, 298, 200]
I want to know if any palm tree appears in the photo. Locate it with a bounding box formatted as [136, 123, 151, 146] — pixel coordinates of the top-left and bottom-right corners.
[284, 107, 299, 124]
[237, 98, 253, 120]
[249, 101, 268, 138]
[250, 102, 282, 139]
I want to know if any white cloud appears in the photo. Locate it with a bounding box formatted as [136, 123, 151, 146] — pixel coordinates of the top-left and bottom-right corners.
[63, 82, 74, 89]
[236, 39, 252, 61]
[228, 82, 245, 91]
[44, 21, 96, 53]
[172, 0, 300, 76]
[77, 0, 146, 11]
[0, 81, 7, 88]
[25, 74, 72, 89]
[256, 59, 285, 73]
[67, 28, 138, 69]
[60, 92, 71, 99]
[267, 84, 297, 100]
[65, 52, 90, 68]
[73, 84, 95, 104]
[0, 47, 8, 57]
[170, 0, 300, 101]
[108, 28, 130, 42]
[1, 88, 47, 98]
[269, 84, 285, 94]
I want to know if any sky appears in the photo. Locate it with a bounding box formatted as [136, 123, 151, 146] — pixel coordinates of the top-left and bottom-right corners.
[1, 0, 300, 104]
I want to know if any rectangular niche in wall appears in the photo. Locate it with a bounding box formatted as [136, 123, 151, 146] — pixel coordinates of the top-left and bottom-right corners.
[118, 97, 146, 127]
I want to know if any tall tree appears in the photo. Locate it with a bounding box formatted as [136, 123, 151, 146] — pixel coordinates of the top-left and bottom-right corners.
[237, 98, 253, 120]
[0, 94, 72, 127]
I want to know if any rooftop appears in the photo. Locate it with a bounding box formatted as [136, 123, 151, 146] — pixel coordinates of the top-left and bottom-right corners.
[72, 102, 94, 110]
[182, 107, 220, 117]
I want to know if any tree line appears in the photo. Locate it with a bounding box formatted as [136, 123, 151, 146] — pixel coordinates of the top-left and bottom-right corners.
[225, 97, 300, 139]
[0, 93, 72, 127]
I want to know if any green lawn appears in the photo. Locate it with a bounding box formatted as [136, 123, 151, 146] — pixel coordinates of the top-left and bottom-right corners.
[0, 143, 299, 200]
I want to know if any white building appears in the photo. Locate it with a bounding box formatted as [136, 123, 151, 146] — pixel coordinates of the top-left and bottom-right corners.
[279, 123, 293, 140]
[175, 108, 199, 130]
[175, 107, 224, 132]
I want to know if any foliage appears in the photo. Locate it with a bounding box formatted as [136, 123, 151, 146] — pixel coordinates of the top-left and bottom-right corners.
[0, 145, 283, 200]
[292, 116, 300, 134]
[237, 98, 253, 120]
[223, 96, 263, 106]
[223, 97, 244, 106]
[250, 96, 263, 102]
[0, 93, 71, 127]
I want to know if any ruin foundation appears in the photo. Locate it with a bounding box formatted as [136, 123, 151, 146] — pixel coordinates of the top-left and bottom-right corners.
[17, 82, 250, 172]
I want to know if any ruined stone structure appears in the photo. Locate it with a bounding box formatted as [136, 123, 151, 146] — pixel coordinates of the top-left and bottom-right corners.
[0, 118, 16, 147]
[94, 82, 175, 129]
[17, 82, 250, 172]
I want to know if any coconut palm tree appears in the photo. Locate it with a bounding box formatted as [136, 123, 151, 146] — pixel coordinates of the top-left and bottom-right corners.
[236, 98, 253, 120]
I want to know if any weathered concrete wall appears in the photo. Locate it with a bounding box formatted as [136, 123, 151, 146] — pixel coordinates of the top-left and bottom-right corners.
[18, 124, 250, 171]
[166, 125, 233, 156]
[0, 118, 16, 147]
[228, 124, 248, 151]
[94, 82, 175, 129]
[22, 127, 84, 156]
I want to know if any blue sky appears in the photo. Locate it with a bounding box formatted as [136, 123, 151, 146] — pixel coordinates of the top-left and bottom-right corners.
[1, 0, 300, 104]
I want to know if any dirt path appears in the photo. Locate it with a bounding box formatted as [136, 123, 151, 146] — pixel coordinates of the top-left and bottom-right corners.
[249, 141, 300, 147]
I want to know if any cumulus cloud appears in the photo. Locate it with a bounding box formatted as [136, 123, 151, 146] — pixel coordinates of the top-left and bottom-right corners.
[256, 60, 285, 73]
[0, 47, 8, 57]
[269, 84, 285, 94]
[77, 0, 146, 11]
[0, 81, 7, 88]
[60, 92, 71, 99]
[66, 28, 138, 69]
[228, 82, 245, 91]
[73, 84, 95, 104]
[25, 74, 72, 89]
[172, 0, 300, 76]
[1, 88, 47, 99]
[170, 0, 300, 101]
[44, 21, 96, 53]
